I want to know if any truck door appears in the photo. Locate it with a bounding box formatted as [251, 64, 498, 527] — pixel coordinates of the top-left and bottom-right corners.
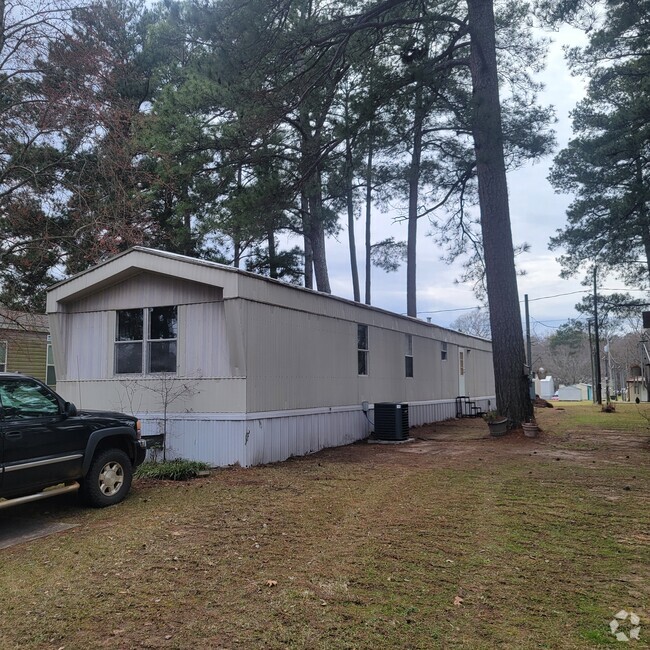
[0, 404, 4, 492]
[0, 377, 86, 496]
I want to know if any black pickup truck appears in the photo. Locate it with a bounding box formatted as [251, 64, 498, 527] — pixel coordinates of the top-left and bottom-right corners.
[0, 373, 146, 509]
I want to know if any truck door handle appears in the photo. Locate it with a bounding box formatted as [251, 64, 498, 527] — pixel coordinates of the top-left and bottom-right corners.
[5, 431, 22, 439]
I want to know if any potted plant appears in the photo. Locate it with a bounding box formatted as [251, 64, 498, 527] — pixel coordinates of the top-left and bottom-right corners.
[483, 410, 508, 436]
[522, 418, 539, 438]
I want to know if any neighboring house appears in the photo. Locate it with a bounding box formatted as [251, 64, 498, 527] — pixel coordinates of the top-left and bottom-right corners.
[0, 310, 55, 386]
[557, 385, 583, 401]
[626, 365, 648, 402]
[46, 247, 496, 467]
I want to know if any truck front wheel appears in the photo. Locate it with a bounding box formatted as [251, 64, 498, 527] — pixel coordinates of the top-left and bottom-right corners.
[81, 449, 133, 507]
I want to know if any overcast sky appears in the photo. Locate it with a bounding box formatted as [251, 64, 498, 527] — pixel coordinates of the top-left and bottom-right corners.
[314, 24, 619, 336]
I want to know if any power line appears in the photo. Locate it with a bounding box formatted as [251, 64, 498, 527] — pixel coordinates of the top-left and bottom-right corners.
[530, 317, 565, 330]
[418, 287, 649, 318]
[525, 290, 589, 302]
[417, 306, 483, 315]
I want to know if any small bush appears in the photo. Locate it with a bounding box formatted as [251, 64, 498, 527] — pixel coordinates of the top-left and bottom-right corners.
[135, 459, 211, 481]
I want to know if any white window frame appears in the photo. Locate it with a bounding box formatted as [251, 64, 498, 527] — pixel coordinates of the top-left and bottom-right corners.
[114, 306, 178, 375]
[405, 334, 413, 378]
[358, 324, 369, 376]
[441, 341, 448, 361]
[0, 340, 6, 372]
[46, 335, 56, 385]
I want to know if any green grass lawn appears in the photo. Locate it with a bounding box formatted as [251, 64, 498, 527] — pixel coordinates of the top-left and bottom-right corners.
[0, 402, 648, 649]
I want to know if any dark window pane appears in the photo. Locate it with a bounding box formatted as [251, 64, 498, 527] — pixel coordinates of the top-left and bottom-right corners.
[46, 365, 57, 386]
[358, 350, 367, 376]
[357, 324, 368, 350]
[115, 342, 143, 374]
[117, 309, 143, 342]
[405, 356, 413, 378]
[149, 341, 177, 373]
[150, 306, 177, 340]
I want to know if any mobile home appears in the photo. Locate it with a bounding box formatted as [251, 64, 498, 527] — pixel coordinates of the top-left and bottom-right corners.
[46, 247, 495, 466]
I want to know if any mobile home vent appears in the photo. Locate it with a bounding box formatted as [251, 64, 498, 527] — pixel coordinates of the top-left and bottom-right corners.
[374, 403, 409, 441]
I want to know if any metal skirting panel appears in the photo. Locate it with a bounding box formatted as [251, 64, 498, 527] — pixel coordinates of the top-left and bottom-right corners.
[406, 397, 491, 425]
[140, 417, 247, 467]
[407, 400, 456, 425]
[137, 397, 494, 467]
[244, 409, 370, 467]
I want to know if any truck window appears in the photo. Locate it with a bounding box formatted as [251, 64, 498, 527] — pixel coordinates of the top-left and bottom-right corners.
[0, 379, 60, 419]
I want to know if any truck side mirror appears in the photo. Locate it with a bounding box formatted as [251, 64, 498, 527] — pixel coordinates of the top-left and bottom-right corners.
[64, 402, 78, 417]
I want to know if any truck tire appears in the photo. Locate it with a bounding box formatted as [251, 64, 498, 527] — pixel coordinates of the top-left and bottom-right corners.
[80, 448, 133, 508]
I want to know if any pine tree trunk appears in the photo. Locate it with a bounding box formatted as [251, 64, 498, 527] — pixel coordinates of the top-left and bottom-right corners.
[300, 123, 331, 294]
[301, 192, 313, 289]
[233, 165, 243, 269]
[233, 230, 241, 269]
[268, 229, 277, 279]
[467, 0, 532, 425]
[345, 136, 360, 302]
[365, 138, 373, 305]
[636, 160, 650, 279]
[308, 186, 331, 294]
[407, 82, 424, 318]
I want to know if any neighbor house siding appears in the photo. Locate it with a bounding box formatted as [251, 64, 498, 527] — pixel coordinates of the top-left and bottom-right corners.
[3, 331, 48, 382]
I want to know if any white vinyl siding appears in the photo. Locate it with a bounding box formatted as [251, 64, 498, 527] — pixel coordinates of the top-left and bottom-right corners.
[181, 302, 230, 377]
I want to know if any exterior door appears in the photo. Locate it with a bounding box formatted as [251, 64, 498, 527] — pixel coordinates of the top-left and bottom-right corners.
[458, 348, 466, 396]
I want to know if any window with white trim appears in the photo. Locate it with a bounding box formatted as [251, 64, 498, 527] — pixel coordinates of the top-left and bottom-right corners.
[0, 340, 6, 372]
[46, 336, 56, 385]
[358, 324, 368, 376]
[405, 334, 413, 378]
[115, 306, 178, 374]
[441, 341, 448, 361]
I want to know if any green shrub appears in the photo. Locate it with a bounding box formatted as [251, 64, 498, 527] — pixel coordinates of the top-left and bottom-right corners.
[135, 459, 210, 481]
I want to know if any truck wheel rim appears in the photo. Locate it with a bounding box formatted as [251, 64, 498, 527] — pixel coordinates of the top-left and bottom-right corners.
[99, 462, 124, 496]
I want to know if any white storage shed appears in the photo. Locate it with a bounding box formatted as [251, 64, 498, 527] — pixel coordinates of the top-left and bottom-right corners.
[557, 385, 583, 401]
[46, 247, 495, 467]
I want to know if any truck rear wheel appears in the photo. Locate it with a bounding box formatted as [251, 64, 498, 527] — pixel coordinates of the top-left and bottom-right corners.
[81, 449, 133, 507]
